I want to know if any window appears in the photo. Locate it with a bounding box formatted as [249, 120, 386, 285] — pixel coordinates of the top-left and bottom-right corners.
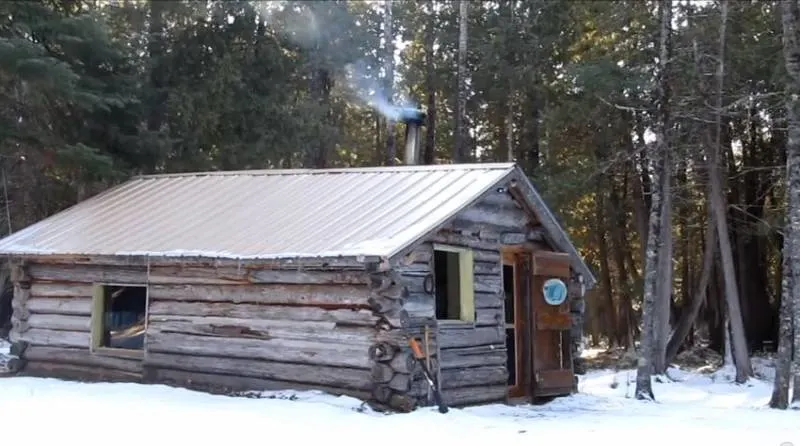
[432, 244, 475, 321]
[91, 284, 147, 352]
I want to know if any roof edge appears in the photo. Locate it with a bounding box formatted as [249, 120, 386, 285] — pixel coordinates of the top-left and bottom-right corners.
[1, 252, 389, 270]
[135, 162, 517, 180]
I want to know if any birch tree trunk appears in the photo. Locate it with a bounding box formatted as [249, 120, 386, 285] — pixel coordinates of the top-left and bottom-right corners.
[707, 0, 753, 382]
[454, 0, 468, 163]
[635, 0, 671, 401]
[384, 0, 396, 166]
[773, 0, 800, 409]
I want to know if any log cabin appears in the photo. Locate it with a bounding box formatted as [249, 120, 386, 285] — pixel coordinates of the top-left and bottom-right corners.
[0, 115, 596, 411]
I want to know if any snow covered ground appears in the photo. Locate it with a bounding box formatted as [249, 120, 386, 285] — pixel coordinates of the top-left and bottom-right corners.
[1, 356, 798, 446]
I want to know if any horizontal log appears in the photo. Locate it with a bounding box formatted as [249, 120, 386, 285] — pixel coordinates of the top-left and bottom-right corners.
[439, 366, 508, 389]
[475, 292, 502, 309]
[22, 360, 142, 383]
[476, 307, 503, 326]
[250, 269, 370, 285]
[23, 346, 143, 373]
[25, 253, 376, 270]
[148, 316, 377, 345]
[147, 367, 372, 401]
[395, 263, 430, 274]
[148, 283, 371, 306]
[431, 232, 499, 252]
[25, 297, 92, 316]
[23, 314, 91, 332]
[28, 263, 371, 286]
[439, 346, 507, 370]
[454, 204, 529, 230]
[29, 283, 93, 298]
[144, 352, 372, 390]
[438, 327, 503, 349]
[146, 331, 371, 369]
[149, 301, 379, 326]
[473, 261, 501, 276]
[442, 384, 507, 407]
[18, 328, 90, 349]
[474, 191, 521, 208]
[474, 277, 502, 294]
[473, 249, 501, 263]
[398, 244, 433, 266]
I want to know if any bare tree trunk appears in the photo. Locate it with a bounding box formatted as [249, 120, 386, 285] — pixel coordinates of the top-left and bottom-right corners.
[708, 0, 752, 382]
[454, 0, 468, 163]
[423, 1, 436, 165]
[771, 243, 793, 408]
[667, 209, 716, 364]
[636, 0, 671, 401]
[505, 1, 515, 162]
[654, 150, 673, 374]
[383, 0, 396, 166]
[776, 0, 800, 409]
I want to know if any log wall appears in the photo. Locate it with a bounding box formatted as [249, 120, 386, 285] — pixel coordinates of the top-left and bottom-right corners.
[391, 186, 586, 407]
[8, 261, 391, 402]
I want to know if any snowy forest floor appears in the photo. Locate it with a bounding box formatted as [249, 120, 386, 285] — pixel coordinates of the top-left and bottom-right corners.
[1, 340, 798, 446]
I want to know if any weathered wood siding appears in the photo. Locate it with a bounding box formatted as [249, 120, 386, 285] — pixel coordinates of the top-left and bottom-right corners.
[393, 186, 586, 407]
[391, 189, 523, 407]
[8, 261, 388, 401]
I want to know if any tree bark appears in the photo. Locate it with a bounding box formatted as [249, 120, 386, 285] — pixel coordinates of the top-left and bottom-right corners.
[708, 0, 753, 382]
[666, 209, 716, 365]
[595, 180, 617, 344]
[454, 0, 468, 162]
[654, 143, 673, 374]
[636, 0, 671, 401]
[776, 0, 800, 409]
[384, 0, 396, 166]
[423, 1, 436, 165]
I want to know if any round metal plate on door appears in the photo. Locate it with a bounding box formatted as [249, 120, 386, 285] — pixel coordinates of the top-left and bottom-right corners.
[542, 278, 567, 306]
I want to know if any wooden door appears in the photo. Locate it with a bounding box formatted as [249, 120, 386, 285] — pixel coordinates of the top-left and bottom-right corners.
[502, 250, 528, 399]
[530, 251, 575, 398]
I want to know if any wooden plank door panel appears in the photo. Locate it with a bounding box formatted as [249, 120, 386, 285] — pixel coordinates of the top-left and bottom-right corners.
[530, 251, 574, 398]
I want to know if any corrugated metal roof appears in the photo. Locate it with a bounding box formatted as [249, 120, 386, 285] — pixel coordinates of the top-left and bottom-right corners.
[0, 163, 518, 260]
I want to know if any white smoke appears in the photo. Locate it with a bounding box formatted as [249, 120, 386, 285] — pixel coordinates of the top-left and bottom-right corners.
[257, 1, 419, 121]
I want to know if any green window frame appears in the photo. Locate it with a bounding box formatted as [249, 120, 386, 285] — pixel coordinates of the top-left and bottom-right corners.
[432, 244, 475, 322]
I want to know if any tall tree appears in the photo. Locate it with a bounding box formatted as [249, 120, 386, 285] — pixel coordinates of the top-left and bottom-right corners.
[707, 0, 753, 382]
[453, 0, 468, 162]
[636, 0, 672, 400]
[773, 0, 800, 410]
[383, 0, 396, 165]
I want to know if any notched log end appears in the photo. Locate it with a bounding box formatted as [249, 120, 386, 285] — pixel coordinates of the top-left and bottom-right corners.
[10, 341, 28, 357]
[368, 342, 398, 362]
[4, 357, 26, 374]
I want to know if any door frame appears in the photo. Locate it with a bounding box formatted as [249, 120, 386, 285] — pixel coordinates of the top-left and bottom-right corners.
[502, 247, 531, 400]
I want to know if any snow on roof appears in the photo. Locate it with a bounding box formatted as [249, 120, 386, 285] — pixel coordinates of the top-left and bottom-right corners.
[0, 163, 519, 262]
